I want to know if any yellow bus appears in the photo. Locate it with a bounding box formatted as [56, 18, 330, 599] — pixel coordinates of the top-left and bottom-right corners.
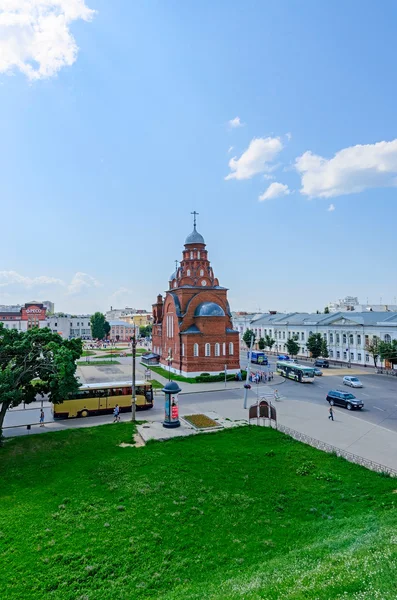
[53, 380, 154, 419]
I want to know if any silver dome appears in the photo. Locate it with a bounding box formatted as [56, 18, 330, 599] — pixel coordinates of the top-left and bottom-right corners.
[194, 302, 225, 317]
[185, 226, 205, 245]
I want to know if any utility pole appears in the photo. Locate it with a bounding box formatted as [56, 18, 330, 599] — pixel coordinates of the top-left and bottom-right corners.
[244, 335, 254, 409]
[131, 335, 136, 422]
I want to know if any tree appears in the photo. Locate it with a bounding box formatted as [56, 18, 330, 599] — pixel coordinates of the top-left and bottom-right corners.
[366, 336, 380, 368]
[140, 325, 152, 338]
[264, 335, 275, 352]
[306, 333, 323, 358]
[104, 320, 111, 338]
[379, 339, 397, 367]
[258, 337, 265, 350]
[0, 325, 82, 442]
[321, 338, 329, 358]
[243, 329, 256, 349]
[286, 337, 299, 357]
[90, 312, 110, 340]
[324, 306, 330, 314]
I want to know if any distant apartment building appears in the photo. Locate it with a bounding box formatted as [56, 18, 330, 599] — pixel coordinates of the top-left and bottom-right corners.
[105, 307, 135, 321]
[46, 314, 92, 340]
[328, 296, 397, 313]
[119, 312, 153, 328]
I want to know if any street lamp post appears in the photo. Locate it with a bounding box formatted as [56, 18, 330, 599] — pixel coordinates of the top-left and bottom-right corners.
[167, 349, 173, 381]
[131, 335, 136, 422]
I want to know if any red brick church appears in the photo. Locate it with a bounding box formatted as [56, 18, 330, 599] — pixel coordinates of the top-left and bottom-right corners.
[151, 215, 240, 377]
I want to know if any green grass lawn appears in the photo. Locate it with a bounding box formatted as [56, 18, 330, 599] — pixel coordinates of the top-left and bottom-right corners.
[76, 360, 121, 366]
[1, 426, 396, 600]
[149, 379, 163, 389]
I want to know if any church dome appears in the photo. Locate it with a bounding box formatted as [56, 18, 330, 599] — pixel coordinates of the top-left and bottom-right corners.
[194, 302, 225, 317]
[185, 226, 205, 245]
[169, 270, 177, 281]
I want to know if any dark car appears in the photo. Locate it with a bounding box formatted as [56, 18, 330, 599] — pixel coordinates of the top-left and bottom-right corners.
[326, 390, 364, 410]
[278, 354, 290, 361]
[314, 359, 329, 368]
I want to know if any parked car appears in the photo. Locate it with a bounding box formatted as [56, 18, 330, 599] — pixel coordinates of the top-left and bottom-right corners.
[314, 359, 329, 368]
[277, 354, 290, 361]
[313, 368, 323, 376]
[326, 390, 364, 410]
[343, 376, 363, 388]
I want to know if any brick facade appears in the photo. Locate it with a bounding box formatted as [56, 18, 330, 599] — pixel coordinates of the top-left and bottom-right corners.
[152, 224, 240, 376]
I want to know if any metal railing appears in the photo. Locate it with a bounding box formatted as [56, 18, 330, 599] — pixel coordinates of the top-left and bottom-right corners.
[276, 423, 397, 477]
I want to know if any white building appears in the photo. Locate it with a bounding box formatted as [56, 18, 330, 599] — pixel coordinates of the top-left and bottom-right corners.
[45, 314, 92, 340]
[328, 296, 397, 313]
[248, 311, 397, 367]
[105, 307, 136, 321]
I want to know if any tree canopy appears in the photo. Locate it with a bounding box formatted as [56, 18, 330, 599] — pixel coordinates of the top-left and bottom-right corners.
[0, 325, 82, 441]
[366, 336, 380, 368]
[243, 329, 256, 349]
[258, 337, 265, 350]
[286, 337, 299, 357]
[90, 312, 110, 340]
[321, 338, 329, 358]
[264, 335, 275, 351]
[306, 333, 323, 359]
[378, 339, 397, 366]
[140, 325, 152, 338]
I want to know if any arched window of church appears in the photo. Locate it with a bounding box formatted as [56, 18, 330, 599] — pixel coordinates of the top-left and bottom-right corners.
[181, 343, 185, 356]
[229, 342, 234, 355]
[215, 343, 220, 357]
[187, 269, 191, 276]
[197, 251, 200, 259]
[200, 269, 204, 276]
[193, 343, 199, 357]
[222, 342, 226, 356]
[173, 281, 177, 288]
[190, 251, 193, 259]
[205, 343, 211, 357]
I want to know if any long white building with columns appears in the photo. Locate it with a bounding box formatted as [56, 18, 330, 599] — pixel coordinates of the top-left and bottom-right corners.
[233, 311, 397, 367]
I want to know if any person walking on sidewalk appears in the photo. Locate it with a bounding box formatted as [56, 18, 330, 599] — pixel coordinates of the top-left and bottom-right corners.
[328, 406, 334, 421]
[39, 409, 45, 427]
[113, 404, 120, 423]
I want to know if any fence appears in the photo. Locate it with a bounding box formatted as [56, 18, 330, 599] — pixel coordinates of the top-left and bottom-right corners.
[276, 423, 397, 477]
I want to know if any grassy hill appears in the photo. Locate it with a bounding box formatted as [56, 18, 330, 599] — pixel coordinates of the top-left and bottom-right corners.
[0, 425, 396, 599]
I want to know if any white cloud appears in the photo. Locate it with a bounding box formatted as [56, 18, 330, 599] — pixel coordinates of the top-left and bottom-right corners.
[296, 139, 397, 198]
[0, 0, 96, 80]
[228, 146, 234, 153]
[327, 203, 335, 212]
[67, 272, 101, 295]
[0, 270, 101, 295]
[286, 132, 292, 141]
[225, 137, 283, 181]
[0, 270, 64, 287]
[258, 182, 291, 202]
[228, 116, 244, 128]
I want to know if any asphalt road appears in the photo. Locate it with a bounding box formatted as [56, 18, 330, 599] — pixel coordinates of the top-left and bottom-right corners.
[239, 353, 397, 432]
[4, 354, 397, 434]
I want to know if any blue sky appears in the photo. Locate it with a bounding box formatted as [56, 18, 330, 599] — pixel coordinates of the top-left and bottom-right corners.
[1, 0, 396, 314]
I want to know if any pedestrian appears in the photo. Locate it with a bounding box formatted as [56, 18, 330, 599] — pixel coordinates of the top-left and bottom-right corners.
[113, 404, 120, 423]
[39, 409, 45, 427]
[328, 406, 334, 421]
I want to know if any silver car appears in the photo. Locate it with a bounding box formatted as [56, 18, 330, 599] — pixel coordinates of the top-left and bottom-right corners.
[343, 376, 363, 388]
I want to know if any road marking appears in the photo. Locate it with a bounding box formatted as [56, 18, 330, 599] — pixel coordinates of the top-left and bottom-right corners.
[361, 393, 370, 397]
[373, 406, 385, 412]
